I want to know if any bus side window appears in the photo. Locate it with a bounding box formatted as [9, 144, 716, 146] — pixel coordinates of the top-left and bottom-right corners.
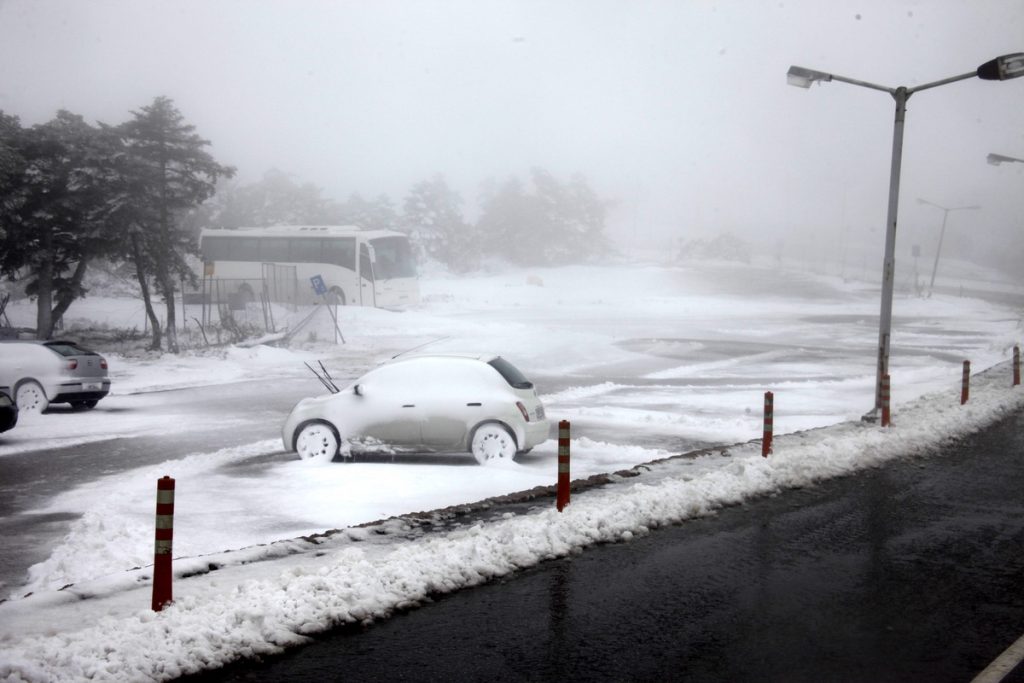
[324, 237, 356, 271]
[359, 244, 374, 282]
[232, 238, 259, 261]
[201, 236, 229, 261]
[291, 238, 323, 263]
[260, 238, 289, 262]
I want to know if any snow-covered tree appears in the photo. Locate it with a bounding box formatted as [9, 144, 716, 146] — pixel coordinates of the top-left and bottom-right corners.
[117, 97, 234, 352]
[337, 192, 399, 232]
[476, 169, 610, 267]
[196, 169, 342, 230]
[402, 174, 475, 271]
[0, 110, 126, 338]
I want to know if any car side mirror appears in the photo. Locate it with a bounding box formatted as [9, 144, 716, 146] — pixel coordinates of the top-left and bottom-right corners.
[354, 384, 363, 396]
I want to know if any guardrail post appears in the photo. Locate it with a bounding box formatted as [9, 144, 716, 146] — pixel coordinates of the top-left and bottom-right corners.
[881, 374, 891, 427]
[1014, 345, 1020, 387]
[557, 420, 570, 512]
[762, 391, 774, 457]
[152, 476, 175, 611]
[961, 360, 971, 405]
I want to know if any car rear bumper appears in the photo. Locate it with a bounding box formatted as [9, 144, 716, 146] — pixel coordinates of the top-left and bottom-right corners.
[52, 380, 111, 403]
[522, 418, 550, 449]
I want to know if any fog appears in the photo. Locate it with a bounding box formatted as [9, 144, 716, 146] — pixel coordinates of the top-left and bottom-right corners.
[1, 0, 1022, 270]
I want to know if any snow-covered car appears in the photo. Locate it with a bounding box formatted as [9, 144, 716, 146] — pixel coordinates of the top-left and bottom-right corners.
[283, 353, 549, 464]
[0, 387, 16, 433]
[0, 340, 111, 412]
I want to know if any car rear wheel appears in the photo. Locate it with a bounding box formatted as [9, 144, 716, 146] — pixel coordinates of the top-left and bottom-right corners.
[15, 381, 49, 414]
[470, 423, 517, 464]
[295, 421, 340, 463]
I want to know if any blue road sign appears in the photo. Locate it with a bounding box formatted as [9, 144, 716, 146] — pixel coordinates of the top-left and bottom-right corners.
[310, 275, 327, 296]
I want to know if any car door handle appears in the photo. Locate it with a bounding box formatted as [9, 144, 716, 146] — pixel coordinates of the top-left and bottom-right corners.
[466, 402, 482, 407]
[402, 404, 415, 408]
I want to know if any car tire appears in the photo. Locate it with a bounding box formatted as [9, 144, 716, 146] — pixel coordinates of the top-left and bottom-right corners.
[295, 421, 341, 463]
[15, 380, 49, 414]
[470, 422, 517, 465]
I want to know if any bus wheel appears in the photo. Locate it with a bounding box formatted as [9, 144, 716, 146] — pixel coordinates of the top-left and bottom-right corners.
[327, 287, 346, 305]
[237, 283, 256, 304]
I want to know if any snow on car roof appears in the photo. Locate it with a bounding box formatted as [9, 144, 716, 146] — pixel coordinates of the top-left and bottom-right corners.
[387, 352, 498, 364]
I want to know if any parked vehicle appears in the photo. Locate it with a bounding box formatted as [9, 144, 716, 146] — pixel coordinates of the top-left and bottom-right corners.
[200, 225, 420, 309]
[0, 340, 111, 412]
[0, 387, 17, 433]
[283, 354, 549, 464]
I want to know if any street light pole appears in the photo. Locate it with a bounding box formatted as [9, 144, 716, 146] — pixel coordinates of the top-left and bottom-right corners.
[875, 85, 908, 415]
[916, 199, 981, 294]
[787, 53, 1024, 420]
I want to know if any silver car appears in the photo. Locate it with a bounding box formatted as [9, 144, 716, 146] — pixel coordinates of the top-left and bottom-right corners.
[0, 340, 111, 412]
[283, 353, 549, 463]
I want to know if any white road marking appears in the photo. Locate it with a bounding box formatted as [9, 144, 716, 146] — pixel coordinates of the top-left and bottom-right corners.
[972, 632, 1024, 683]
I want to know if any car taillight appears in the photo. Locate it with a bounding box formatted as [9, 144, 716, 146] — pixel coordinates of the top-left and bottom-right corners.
[100, 358, 108, 370]
[516, 401, 530, 422]
[68, 360, 78, 371]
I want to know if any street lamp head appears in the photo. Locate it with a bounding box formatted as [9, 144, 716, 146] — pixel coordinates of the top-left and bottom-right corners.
[987, 152, 1024, 165]
[976, 52, 1024, 80]
[787, 65, 832, 88]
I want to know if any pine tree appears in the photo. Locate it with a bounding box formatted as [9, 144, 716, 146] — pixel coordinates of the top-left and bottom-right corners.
[118, 97, 234, 352]
[0, 110, 126, 338]
[403, 175, 474, 271]
[338, 192, 399, 232]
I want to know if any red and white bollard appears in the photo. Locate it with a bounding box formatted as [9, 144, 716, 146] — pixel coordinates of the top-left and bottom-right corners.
[881, 374, 891, 427]
[762, 391, 773, 458]
[961, 360, 971, 405]
[1014, 345, 1020, 387]
[152, 476, 175, 612]
[557, 420, 570, 512]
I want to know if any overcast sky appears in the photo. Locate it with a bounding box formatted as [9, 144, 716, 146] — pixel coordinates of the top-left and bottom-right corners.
[1, 0, 1021, 259]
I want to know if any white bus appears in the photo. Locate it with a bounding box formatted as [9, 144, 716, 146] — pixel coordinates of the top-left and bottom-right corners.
[199, 225, 419, 309]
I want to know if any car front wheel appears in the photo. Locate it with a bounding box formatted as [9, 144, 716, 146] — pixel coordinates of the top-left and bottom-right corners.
[470, 423, 517, 464]
[295, 421, 340, 463]
[15, 381, 49, 414]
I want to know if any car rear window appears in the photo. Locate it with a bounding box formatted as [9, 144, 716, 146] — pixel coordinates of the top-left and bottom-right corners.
[488, 357, 533, 390]
[43, 342, 97, 357]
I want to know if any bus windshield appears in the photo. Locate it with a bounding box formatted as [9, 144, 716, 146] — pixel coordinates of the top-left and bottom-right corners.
[370, 236, 417, 279]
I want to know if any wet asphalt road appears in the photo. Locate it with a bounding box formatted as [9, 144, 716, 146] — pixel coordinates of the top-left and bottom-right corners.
[0, 377, 315, 594]
[194, 407, 1024, 682]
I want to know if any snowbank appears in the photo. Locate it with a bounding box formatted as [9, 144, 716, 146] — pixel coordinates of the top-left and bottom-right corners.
[1, 361, 1021, 682]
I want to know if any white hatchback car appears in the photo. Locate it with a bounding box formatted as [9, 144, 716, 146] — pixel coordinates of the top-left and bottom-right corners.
[0, 340, 111, 412]
[283, 354, 549, 464]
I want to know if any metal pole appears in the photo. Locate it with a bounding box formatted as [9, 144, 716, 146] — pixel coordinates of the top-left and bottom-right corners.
[870, 87, 909, 418]
[762, 391, 774, 457]
[152, 476, 175, 611]
[961, 360, 971, 405]
[928, 208, 950, 293]
[556, 420, 571, 512]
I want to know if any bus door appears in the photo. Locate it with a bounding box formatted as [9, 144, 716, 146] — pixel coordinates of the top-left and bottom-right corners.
[359, 243, 376, 307]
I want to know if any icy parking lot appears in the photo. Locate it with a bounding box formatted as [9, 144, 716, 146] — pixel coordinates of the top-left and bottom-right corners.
[1, 260, 1022, 602]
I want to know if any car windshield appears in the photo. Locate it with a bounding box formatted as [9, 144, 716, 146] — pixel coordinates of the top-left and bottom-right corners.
[488, 357, 533, 390]
[43, 342, 96, 357]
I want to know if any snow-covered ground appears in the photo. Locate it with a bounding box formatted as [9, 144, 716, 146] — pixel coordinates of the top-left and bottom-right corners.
[0, 259, 1022, 681]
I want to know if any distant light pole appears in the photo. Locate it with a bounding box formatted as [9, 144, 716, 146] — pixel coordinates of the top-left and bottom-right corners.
[916, 199, 980, 295]
[987, 152, 1024, 165]
[787, 53, 1024, 420]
